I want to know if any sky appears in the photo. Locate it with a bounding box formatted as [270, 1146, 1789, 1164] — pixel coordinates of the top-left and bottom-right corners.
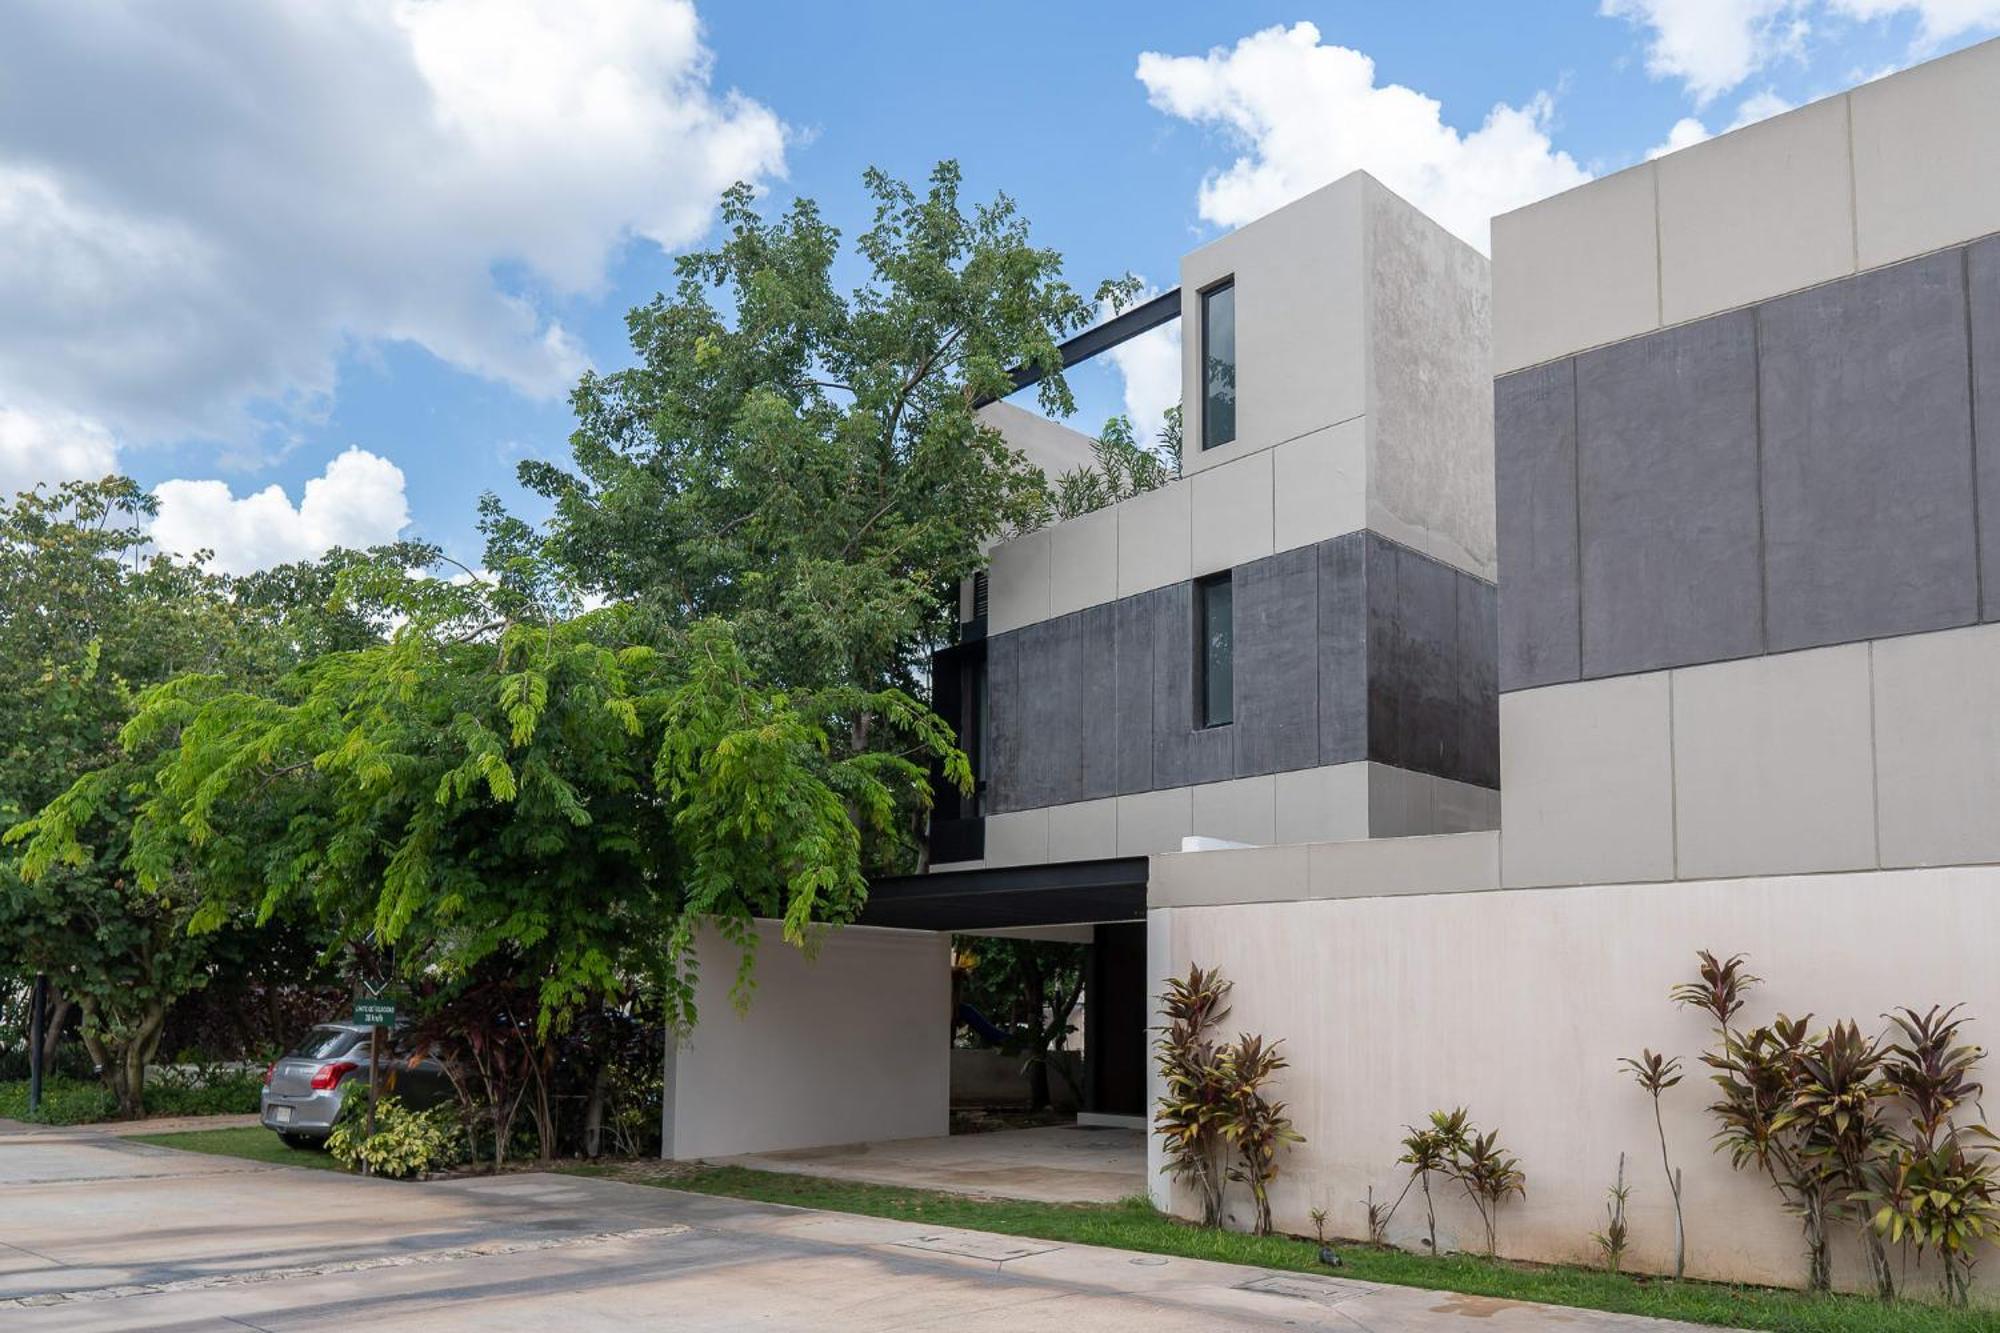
[3, 0, 1997, 574]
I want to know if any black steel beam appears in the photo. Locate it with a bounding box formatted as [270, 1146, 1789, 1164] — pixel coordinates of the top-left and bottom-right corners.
[860, 857, 1148, 932]
[979, 289, 1181, 406]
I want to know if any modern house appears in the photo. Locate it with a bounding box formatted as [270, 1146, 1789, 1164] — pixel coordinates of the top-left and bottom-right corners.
[661, 36, 2000, 1294]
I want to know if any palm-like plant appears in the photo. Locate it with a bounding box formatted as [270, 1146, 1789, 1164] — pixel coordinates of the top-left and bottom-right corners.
[1217, 1033, 1303, 1236]
[1781, 1020, 1897, 1300]
[1451, 1126, 1528, 1256]
[1621, 1048, 1686, 1278]
[1398, 1108, 1471, 1256]
[1154, 965, 1232, 1226]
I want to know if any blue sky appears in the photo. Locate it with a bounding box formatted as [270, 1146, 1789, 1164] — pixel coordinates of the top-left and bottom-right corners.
[3, 1, 1995, 572]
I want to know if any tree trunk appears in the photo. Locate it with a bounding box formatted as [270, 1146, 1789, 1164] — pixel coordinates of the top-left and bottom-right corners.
[1024, 965, 1049, 1111]
[582, 1060, 610, 1159]
[40, 991, 71, 1071]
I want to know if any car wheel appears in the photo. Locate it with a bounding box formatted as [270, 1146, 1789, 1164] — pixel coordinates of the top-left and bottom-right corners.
[278, 1131, 323, 1151]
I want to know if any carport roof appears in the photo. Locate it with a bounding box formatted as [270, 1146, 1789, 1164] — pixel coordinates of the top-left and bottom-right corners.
[859, 857, 1147, 932]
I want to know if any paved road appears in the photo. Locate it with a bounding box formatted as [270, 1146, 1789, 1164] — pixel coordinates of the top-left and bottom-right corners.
[0, 1121, 1729, 1331]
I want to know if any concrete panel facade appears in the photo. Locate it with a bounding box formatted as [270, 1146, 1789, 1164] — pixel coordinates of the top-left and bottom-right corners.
[1190, 446, 1274, 576]
[1669, 646, 1877, 879]
[1494, 359, 1579, 691]
[1150, 866, 2000, 1292]
[1491, 163, 1659, 377]
[1575, 312, 1763, 677]
[1497, 237, 1995, 689]
[1758, 250, 1977, 652]
[1272, 418, 1366, 552]
[1850, 38, 2000, 272]
[982, 533, 1497, 820]
[667, 921, 948, 1159]
[1873, 623, 2000, 867]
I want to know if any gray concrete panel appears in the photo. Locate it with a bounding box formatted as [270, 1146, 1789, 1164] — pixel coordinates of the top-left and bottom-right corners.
[1317, 532, 1369, 765]
[1077, 602, 1119, 800]
[1111, 593, 1156, 793]
[1759, 250, 1978, 651]
[1455, 578, 1500, 790]
[1233, 545, 1320, 776]
[1368, 534, 1461, 782]
[1495, 361, 1582, 690]
[1970, 237, 2000, 622]
[1150, 582, 1195, 789]
[983, 631, 1024, 814]
[1011, 615, 1085, 811]
[1576, 311, 1764, 676]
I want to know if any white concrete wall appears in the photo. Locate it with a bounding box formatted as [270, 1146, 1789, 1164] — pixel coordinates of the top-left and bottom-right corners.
[1148, 864, 2000, 1295]
[664, 921, 949, 1159]
[976, 762, 1500, 868]
[1493, 36, 2000, 374]
[982, 171, 1492, 638]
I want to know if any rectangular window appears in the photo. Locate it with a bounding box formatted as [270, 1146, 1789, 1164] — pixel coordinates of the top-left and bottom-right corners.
[1200, 279, 1236, 450]
[1196, 572, 1233, 728]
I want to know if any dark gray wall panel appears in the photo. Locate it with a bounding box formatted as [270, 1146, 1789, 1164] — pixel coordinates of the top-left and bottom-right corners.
[1576, 311, 1764, 676]
[1149, 582, 1194, 789]
[1111, 593, 1155, 792]
[1759, 250, 1978, 652]
[1317, 533, 1368, 765]
[1009, 616, 1085, 810]
[1971, 237, 2000, 623]
[984, 631, 1024, 813]
[1077, 602, 1119, 800]
[1455, 579, 1500, 790]
[1495, 360, 1581, 691]
[1233, 545, 1319, 776]
[1368, 535, 1461, 781]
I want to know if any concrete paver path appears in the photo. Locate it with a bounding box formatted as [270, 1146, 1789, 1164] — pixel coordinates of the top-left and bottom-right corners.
[0, 1122, 1738, 1331]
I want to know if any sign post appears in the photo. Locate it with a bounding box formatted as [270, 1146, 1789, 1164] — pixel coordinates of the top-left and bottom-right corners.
[352, 995, 396, 1174]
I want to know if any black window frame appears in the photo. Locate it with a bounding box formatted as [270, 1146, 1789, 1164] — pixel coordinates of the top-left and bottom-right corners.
[1199, 277, 1237, 451]
[1194, 571, 1234, 729]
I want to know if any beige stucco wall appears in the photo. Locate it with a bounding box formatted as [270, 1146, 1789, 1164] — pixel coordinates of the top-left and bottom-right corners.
[1147, 866, 2000, 1296]
[665, 921, 949, 1159]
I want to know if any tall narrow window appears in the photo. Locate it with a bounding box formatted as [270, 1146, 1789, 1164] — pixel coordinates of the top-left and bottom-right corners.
[1196, 572, 1233, 728]
[1200, 279, 1236, 450]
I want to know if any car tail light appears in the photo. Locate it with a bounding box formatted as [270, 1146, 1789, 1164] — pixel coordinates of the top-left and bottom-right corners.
[263, 1061, 277, 1086]
[309, 1060, 358, 1091]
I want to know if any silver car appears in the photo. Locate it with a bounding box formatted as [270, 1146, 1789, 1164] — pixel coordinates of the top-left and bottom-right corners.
[260, 1023, 454, 1148]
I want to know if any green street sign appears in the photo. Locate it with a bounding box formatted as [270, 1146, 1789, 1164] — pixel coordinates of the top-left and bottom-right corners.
[353, 999, 397, 1027]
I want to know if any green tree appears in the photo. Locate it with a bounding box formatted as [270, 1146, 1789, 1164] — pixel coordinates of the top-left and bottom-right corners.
[1047, 407, 1181, 522]
[957, 937, 1085, 1111]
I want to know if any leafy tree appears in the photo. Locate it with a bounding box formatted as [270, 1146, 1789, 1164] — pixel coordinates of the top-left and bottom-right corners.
[956, 936, 1084, 1111]
[1047, 407, 1181, 522]
[12, 556, 969, 1052]
[520, 160, 1117, 715]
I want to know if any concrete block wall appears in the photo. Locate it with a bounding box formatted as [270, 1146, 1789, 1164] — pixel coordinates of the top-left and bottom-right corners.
[1492, 37, 2000, 886]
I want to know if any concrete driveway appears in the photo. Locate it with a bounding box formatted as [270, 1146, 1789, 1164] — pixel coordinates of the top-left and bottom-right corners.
[0, 1121, 1729, 1331]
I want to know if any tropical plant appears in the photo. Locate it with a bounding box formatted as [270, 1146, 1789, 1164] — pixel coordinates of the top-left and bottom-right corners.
[1781, 1019, 1897, 1300]
[1047, 410, 1181, 522]
[1593, 1153, 1633, 1274]
[1622, 1047, 1687, 1278]
[954, 936, 1085, 1111]
[1449, 1124, 1528, 1257]
[1217, 1032, 1303, 1236]
[1361, 1184, 1393, 1246]
[1398, 1108, 1470, 1256]
[1864, 1005, 2000, 1307]
[1154, 965, 1232, 1227]
[328, 1091, 466, 1180]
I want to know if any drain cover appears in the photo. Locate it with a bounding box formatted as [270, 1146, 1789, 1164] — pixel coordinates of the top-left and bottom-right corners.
[1235, 1273, 1368, 1304]
[895, 1233, 1061, 1263]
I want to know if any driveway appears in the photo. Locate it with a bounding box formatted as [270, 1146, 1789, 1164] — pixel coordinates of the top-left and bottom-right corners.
[0, 1121, 1728, 1331]
[715, 1123, 1146, 1203]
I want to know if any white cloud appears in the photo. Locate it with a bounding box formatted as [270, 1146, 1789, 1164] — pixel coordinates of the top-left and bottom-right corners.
[1832, 0, 2000, 44]
[0, 0, 785, 451]
[1602, 1, 1809, 106]
[0, 408, 120, 500]
[152, 447, 412, 575]
[1099, 289, 1182, 449]
[1644, 88, 1797, 157]
[1136, 23, 1590, 252]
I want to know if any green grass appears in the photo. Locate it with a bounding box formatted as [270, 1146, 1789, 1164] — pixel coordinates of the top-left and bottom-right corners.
[0, 1074, 262, 1125]
[125, 1125, 347, 1172]
[561, 1163, 1996, 1333]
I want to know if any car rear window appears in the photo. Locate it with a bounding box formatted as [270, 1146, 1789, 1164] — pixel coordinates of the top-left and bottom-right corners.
[287, 1026, 358, 1060]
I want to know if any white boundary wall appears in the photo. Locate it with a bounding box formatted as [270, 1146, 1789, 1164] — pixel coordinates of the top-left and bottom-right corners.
[663, 921, 949, 1159]
[1147, 863, 2000, 1294]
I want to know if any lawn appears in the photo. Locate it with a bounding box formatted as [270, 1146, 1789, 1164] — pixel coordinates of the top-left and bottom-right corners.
[563, 1162, 1998, 1333]
[126, 1125, 347, 1172]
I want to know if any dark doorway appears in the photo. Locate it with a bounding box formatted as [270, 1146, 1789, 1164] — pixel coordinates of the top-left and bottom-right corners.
[1084, 922, 1147, 1119]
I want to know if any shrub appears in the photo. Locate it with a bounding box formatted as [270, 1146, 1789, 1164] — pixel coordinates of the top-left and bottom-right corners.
[327, 1092, 466, 1180]
[1593, 1153, 1632, 1274]
[1217, 1032, 1302, 1236]
[1155, 965, 1232, 1227]
[1620, 1048, 1686, 1279]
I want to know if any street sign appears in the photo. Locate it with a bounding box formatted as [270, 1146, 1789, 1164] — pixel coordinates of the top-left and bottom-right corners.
[353, 998, 397, 1027]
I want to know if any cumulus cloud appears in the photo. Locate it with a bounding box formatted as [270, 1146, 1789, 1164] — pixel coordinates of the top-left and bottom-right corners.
[1099, 289, 1182, 450]
[0, 408, 120, 501]
[0, 0, 786, 452]
[1601, 1, 1809, 106]
[152, 448, 412, 575]
[1135, 23, 1590, 252]
[1645, 88, 1797, 157]
[1832, 0, 2000, 45]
